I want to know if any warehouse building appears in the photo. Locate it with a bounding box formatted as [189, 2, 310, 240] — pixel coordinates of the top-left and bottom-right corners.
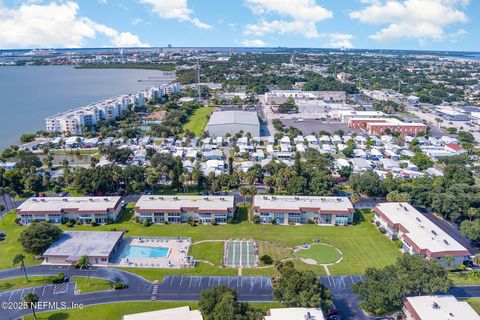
[206, 111, 260, 137]
[42, 231, 124, 265]
[16, 196, 123, 225]
[134, 195, 235, 224]
[373, 202, 470, 268]
[252, 195, 355, 225]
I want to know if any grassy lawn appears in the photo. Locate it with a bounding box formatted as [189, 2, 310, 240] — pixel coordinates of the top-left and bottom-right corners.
[0, 276, 56, 291]
[182, 107, 214, 136]
[467, 299, 480, 315]
[3, 206, 400, 277]
[0, 212, 42, 270]
[257, 241, 292, 264]
[116, 262, 237, 282]
[25, 301, 283, 320]
[72, 277, 113, 293]
[189, 241, 224, 265]
[295, 244, 341, 264]
[449, 272, 480, 286]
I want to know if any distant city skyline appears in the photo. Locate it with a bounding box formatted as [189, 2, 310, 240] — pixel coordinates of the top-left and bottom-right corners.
[0, 0, 479, 51]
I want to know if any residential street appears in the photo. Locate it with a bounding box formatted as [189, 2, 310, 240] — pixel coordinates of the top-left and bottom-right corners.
[0, 265, 478, 319]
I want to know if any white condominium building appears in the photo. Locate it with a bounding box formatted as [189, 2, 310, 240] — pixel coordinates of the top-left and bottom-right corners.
[373, 202, 470, 268]
[134, 195, 235, 224]
[252, 195, 355, 225]
[45, 82, 180, 135]
[45, 95, 130, 135]
[16, 197, 123, 225]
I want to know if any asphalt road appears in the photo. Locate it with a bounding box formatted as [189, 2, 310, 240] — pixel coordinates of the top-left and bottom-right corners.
[0, 266, 479, 320]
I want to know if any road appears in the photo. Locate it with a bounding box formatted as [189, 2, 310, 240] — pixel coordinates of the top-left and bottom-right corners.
[0, 265, 479, 319]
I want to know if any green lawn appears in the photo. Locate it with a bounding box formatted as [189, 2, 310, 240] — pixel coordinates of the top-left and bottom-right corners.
[257, 241, 292, 264]
[189, 241, 224, 265]
[295, 244, 342, 264]
[467, 299, 480, 315]
[0, 212, 42, 270]
[182, 107, 214, 136]
[24, 301, 283, 320]
[2, 206, 400, 277]
[116, 262, 237, 282]
[0, 276, 56, 291]
[72, 277, 112, 293]
[449, 272, 480, 286]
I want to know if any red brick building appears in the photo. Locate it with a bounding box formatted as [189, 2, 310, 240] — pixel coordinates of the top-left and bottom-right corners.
[348, 118, 427, 136]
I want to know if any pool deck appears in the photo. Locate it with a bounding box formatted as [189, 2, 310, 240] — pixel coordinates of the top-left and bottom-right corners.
[111, 237, 192, 269]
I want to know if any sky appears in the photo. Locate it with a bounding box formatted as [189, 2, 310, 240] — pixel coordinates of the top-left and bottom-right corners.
[0, 0, 479, 51]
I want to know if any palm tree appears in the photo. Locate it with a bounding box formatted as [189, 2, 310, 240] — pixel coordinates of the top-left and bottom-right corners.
[23, 292, 39, 319]
[13, 254, 28, 282]
[77, 255, 91, 285]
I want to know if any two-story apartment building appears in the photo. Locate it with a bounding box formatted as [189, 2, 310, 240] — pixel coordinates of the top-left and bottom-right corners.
[252, 195, 355, 225]
[373, 202, 470, 268]
[134, 195, 235, 224]
[16, 197, 123, 225]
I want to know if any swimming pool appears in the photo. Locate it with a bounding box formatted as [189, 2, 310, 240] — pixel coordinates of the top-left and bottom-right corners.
[121, 245, 170, 259]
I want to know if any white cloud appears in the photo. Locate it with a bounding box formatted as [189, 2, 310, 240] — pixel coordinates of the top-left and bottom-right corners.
[0, 1, 148, 48]
[241, 39, 266, 47]
[244, 0, 333, 38]
[139, 0, 211, 29]
[325, 33, 354, 48]
[131, 18, 144, 25]
[349, 0, 469, 42]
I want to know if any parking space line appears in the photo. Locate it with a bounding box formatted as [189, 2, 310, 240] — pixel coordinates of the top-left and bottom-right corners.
[8, 290, 13, 301]
[169, 276, 174, 286]
[188, 277, 192, 288]
[350, 275, 354, 284]
[42, 286, 46, 296]
[180, 276, 184, 287]
[341, 276, 346, 287]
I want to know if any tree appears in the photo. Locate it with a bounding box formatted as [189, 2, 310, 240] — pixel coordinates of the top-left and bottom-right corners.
[13, 254, 29, 282]
[273, 267, 333, 311]
[411, 152, 433, 171]
[443, 164, 474, 187]
[76, 255, 92, 285]
[349, 172, 386, 197]
[19, 222, 63, 255]
[342, 146, 354, 158]
[23, 292, 39, 319]
[259, 255, 273, 265]
[20, 133, 36, 143]
[460, 220, 480, 241]
[353, 254, 451, 316]
[0, 203, 4, 225]
[199, 285, 261, 320]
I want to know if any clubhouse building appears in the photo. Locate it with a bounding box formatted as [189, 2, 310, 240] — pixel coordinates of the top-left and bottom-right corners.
[134, 195, 235, 224]
[16, 196, 123, 225]
[43, 231, 124, 265]
[252, 195, 355, 225]
[403, 295, 480, 320]
[373, 202, 470, 268]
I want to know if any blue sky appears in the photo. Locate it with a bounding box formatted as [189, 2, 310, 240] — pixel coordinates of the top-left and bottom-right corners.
[0, 0, 479, 51]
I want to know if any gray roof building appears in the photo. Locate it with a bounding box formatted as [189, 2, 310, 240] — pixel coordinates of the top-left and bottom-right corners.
[206, 111, 260, 137]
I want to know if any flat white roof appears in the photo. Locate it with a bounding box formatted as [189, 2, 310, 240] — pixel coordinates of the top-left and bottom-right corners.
[17, 197, 122, 214]
[405, 295, 480, 320]
[253, 195, 354, 214]
[135, 195, 235, 213]
[265, 308, 324, 320]
[122, 306, 203, 320]
[374, 202, 469, 255]
[43, 231, 124, 259]
[207, 111, 259, 126]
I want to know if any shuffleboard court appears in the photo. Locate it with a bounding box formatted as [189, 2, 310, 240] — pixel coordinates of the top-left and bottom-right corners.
[224, 240, 258, 268]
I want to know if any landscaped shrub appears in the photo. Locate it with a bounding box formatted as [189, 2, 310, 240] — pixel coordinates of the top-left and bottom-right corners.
[112, 282, 127, 290]
[227, 217, 235, 224]
[91, 222, 99, 227]
[378, 227, 386, 234]
[53, 272, 65, 284]
[394, 240, 403, 249]
[210, 218, 217, 226]
[65, 221, 75, 228]
[143, 219, 152, 227]
[252, 215, 260, 224]
[260, 255, 273, 265]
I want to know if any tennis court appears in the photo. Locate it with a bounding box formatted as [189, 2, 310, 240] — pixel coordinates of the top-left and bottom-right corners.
[224, 240, 258, 268]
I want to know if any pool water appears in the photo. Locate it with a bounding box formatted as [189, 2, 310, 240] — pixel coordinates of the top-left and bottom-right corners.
[121, 246, 169, 259]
